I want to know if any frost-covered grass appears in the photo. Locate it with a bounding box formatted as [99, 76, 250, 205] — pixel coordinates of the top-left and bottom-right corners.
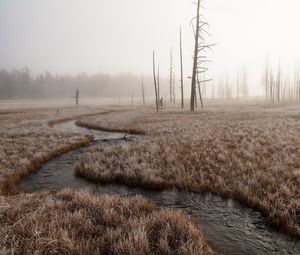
[0, 106, 103, 195]
[0, 105, 217, 254]
[77, 104, 300, 237]
[76, 109, 147, 134]
[0, 189, 216, 255]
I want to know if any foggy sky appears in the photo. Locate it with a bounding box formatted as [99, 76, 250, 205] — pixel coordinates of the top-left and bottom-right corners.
[1, 0, 300, 95]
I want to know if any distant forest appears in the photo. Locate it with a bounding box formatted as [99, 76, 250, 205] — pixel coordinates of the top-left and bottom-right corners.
[0, 68, 153, 99]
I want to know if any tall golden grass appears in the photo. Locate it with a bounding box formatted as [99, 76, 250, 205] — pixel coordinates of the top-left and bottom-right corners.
[0, 189, 216, 255]
[77, 105, 300, 237]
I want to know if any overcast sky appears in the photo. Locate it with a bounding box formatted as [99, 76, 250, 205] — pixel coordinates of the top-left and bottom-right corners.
[1, 0, 300, 94]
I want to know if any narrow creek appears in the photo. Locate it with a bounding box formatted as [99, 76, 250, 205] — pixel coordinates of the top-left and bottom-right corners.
[19, 120, 300, 255]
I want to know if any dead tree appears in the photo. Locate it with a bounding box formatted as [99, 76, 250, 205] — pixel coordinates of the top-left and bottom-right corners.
[152, 51, 159, 112]
[157, 64, 160, 105]
[190, 0, 215, 111]
[270, 70, 275, 103]
[75, 88, 79, 105]
[196, 72, 203, 109]
[179, 26, 184, 109]
[237, 66, 240, 99]
[265, 57, 269, 101]
[173, 73, 176, 105]
[242, 66, 248, 97]
[141, 76, 145, 105]
[170, 50, 173, 103]
[277, 63, 281, 102]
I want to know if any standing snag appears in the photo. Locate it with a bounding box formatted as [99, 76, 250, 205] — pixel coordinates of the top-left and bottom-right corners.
[75, 88, 79, 105]
[190, 0, 215, 111]
[152, 51, 159, 112]
[169, 50, 173, 103]
[180, 26, 184, 109]
[141, 75, 145, 105]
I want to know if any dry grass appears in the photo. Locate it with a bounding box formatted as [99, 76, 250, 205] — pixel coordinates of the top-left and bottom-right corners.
[77, 104, 300, 237]
[0, 189, 216, 255]
[0, 106, 109, 195]
[0, 105, 218, 254]
[76, 109, 147, 135]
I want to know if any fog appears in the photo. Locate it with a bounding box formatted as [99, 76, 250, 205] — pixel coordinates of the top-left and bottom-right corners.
[1, 0, 300, 98]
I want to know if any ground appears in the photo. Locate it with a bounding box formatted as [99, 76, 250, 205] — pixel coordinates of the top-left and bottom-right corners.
[0, 190, 215, 255]
[76, 102, 300, 237]
[0, 103, 217, 254]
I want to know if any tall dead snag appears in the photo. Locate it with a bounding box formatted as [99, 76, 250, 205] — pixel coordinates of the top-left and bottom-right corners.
[157, 64, 160, 105]
[173, 73, 176, 105]
[264, 57, 269, 101]
[179, 26, 184, 109]
[196, 73, 203, 109]
[242, 66, 248, 97]
[75, 88, 79, 105]
[141, 76, 145, 105]
[152, 51, 159, 112]
[237, 66, 240, 99]
[170, 50, 173, 103]
[277, 62, 281, 102]
[190, 0, 214, 111]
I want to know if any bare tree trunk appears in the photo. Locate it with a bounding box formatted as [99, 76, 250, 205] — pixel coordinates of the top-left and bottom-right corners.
[298, 79, 300, 101]
[194, 83, 198, 109]
[190, 0, 214, 110]
[197, 72, 204, 109]
[170, 50, 173, 103]
[157, 64, 160, 104]
[218, 78, 221, 99]
[237, 66, 239, 99]
[265, 57, 269, 101]
[270, 71, 274, 103]
[173, 73, 176, 105]
[152, 51, 159, 112]
[282, 75, 288, 102]
[141, 76, 145, 105]
[75, 89, 79, 105]
[277, 63, 281, 103]
[242, 66, 248, 97]
[190, 0, 201, 111]
[226, 74, 229, 99]
[179, 26, 184, 109]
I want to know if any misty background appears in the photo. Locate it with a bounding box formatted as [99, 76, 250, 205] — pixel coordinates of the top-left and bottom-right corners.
[1, 0, 300, 100]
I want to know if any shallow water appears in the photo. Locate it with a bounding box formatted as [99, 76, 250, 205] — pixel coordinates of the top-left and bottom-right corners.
[20, 121, 300, 255]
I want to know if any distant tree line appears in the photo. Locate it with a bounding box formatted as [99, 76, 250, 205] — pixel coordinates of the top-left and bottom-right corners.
[0, 68, 153, 100]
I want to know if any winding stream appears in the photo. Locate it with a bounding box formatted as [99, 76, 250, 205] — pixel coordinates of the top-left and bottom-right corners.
[20, 120, 300, 255]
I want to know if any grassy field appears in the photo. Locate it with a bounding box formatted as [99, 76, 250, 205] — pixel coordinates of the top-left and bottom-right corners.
[0, 104, 217, 254]
[0, 189, 216, 255]
[76, 103, 300, 237]
[0, 106, 101, 195]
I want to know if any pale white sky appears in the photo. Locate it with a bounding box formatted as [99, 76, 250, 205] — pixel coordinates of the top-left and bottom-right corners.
[1, 0, 300, 95]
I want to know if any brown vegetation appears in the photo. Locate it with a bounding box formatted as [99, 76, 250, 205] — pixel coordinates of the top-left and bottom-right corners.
[75, 110, 147, 135]
[0, 189, 216, 255]
[77, 104, 300, 237]
[0, 106, 218, 254]
[0, 106, 106, 196]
